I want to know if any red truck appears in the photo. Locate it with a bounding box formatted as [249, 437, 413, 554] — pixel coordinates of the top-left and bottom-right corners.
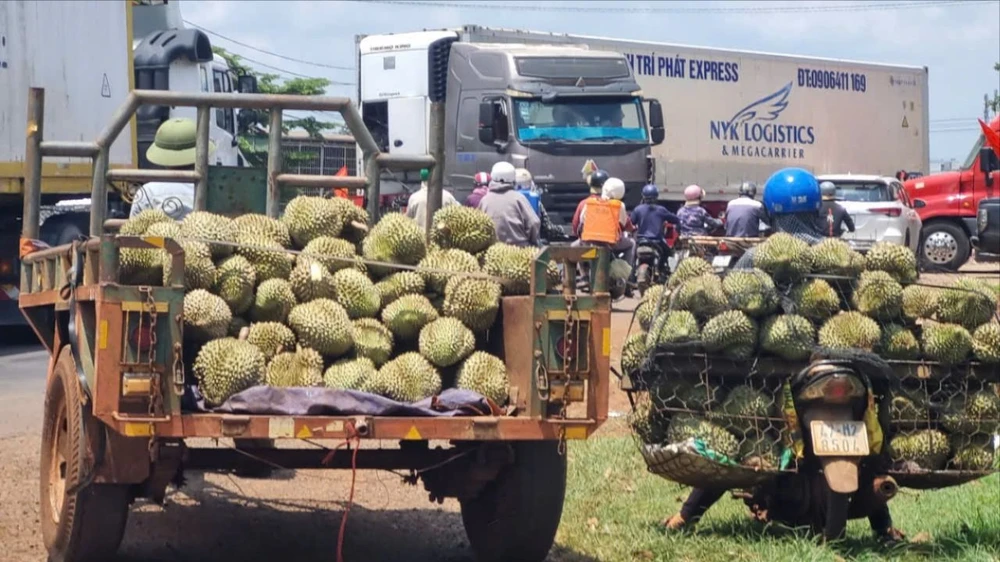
[904, 116, 1000, 271]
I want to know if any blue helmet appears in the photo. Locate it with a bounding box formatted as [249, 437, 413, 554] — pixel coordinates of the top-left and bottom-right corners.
[763, 167, 821, 215]
[641, 184, 658, 200]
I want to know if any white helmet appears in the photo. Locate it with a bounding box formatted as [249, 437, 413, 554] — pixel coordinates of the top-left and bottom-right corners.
[490, 161, 516, 185]
[602, 177, 626, 201]
[514, 168, 534, 189]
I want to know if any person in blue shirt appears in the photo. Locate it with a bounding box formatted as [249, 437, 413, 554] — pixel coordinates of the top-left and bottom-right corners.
[630, 183, 679, 251]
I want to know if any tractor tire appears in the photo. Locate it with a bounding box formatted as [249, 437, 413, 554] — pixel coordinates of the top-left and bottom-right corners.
[460, 441, 567, 562]
[39, 348, 131, 562]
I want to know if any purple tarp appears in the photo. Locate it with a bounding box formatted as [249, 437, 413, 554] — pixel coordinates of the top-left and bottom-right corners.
[196, 385, 494, 417]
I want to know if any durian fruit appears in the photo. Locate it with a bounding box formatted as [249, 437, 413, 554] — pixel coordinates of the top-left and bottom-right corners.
[647, 374, 722, 411]
[246, 322, 297, 362]
[950, 446, 995, 471]
[213, 255, 256, 314]
[818, 311, 881, 352]
[331, 268, 380, 319]
[668, 257, 715, 289]
[752, 232, 812, 282]
[651, 310, 700, 346]
[972, 322, 1000, 363]
[720, 385, 775, 435]
[234, 233, 295, 283]
[145, 219, 182, 239]
[701, 310, 757, 359]
[853, 270, 904, 320]
[335, 199, 371, 245]
[121, 208, 173, 235]
[722, 269, 778, 318]
[673, 274, 729, 319]
[265, 346, 324, 388]
[419, 248, 480, 295]
[890, 389, 930, 429]
[621, 332, 649, 375]
[183, 289, 232, 341]
[879, 324, 921, 360]
[481, 243, 559, 296]
[665, 414, 740, 459]
[364, 352, 442, 403]
[250, 278, 297, 324]
[635, 285, 667, 331]
[289, 258, 337, 303]
[232, 213, 292, 248]
[808, 238, 865, 278]
[361, 213, 427, 277]
[937, 278, 999, 330]
[375, 271, 426, 309]
[282, 196, 344, 248]
[323, 357, 377, 391]
[381, 294, 439, 341]
[456, 351, 510, 405]
[119, 247, 163, 286]
[352, 318, 394, 367]
[760, 314, 815, 361]
[287, 298, 355, 358]
[442, 276, 501, 333]
[940, 391, 1000, 434]
[162, 239, 216, 291]
[300, 236, 358, 274]
[193, 338, 265, 406]
[889, 430, 950, 470]
[790, 279, 840, 324]
[228, 316, 249, 338]
[901, 285, 939, 322]
[628, 399, 667, 445]
[865, 241, 918, 284]
[419, 317, 475, 367]
[738, 431, 783, 470]
[179, 211, 236, 259]
[431, 205, 497, 254]
[921, 322, 973, 364]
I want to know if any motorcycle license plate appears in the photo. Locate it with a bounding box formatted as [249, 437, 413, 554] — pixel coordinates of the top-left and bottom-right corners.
[712, 255, 732, 267]
[809, 420, 869, 456]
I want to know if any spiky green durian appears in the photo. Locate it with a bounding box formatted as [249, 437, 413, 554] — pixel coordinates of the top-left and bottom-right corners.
[738, 431, 783, 470]
[160, 239, 215, 290]
[179, 211, 236, 259]
[621, 332, 649, 375]
[418, 248, 481, 295]
[752, 232, 812, 282]
[865, 241, 918, 284]
[936, 278, 998, 330]
[121, 209, 173, 235]
[361, 213, 427, 277]
[790, 279, 841, 324]
[419, 317, 475, 367]
[651, 310, 700, 347]
[456, 351, 510, 405]
[363, 352, 441, 403]
[760, 314, 815, 360]
[323, 357, 377, 391]
[193, 338, 265, 406]
[331, 268, 380, 319]
[818, 311, 881, 352]
[672, 274, 729, 319]
[972, 322, 1000, 363]
[921, 322, 973, 364]
[431, 205, 497, 254]
[635, 285, 668, 331]
[889, 430, 950, 470]
[940, 391, 1000, 434]
[352, 318, 394, 367]
[245, 321, 297, 362]
[720, 386, 775, 434]
[375, 271, 426, 309]
[702, 311, 757, 359]
[232, 213, 292, 248]
[950, 446, 995, 471]
[282, 196, 344, 248]
[119, 247, 163, 286]
[879, 324, 921, 360]
[901, 284, 939, 322]
[287, 298, 355, 358]
[184, 289, 232, 341]
[808, 238, 864, 278]
[335, 198, 371, 245]
[665, 415, 740, 459]
[628, 398, 668, 445]
[890, 389, 930, 429]
[144, 219, 182, 239]
[442, 276, 501, 333]
[300, 236, 358, 274]
[381, 294, 438, 341]
[265, 346, 324, 388]
[288, 258, 337, 303]
[667, 257, 714, 289]
[853, 270, 903, 320]
[722, 269, 778, 318]
[213, 255, 256, 314]
[249, 278, 297, 324]
[234, 233, 295, 283]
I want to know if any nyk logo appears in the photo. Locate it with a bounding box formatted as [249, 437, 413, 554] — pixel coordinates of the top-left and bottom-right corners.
[710, 83, 816, 159]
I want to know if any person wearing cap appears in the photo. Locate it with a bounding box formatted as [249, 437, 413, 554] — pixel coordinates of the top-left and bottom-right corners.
[815, 181, 855, 237]
[465, 171, 491, 208]
[129, 118, 215, 220]
[677, 185, 723, 237]
[723, 181, 769, 238]
[478, 161, 540, 247]
[405, 168, 458, 229]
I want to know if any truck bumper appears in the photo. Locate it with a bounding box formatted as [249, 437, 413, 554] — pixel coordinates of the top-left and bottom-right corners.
[972, 236, 1000, 263]
[0, 287, 27, 326]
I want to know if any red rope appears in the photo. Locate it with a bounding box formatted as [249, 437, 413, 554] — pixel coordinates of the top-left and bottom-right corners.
[321, 423, 361, 562]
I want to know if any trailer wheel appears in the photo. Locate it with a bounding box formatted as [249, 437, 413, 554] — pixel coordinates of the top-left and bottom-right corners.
[920, 221, 969, 272]
[40, 348, 131, 562]
[460, 441, 567, 562]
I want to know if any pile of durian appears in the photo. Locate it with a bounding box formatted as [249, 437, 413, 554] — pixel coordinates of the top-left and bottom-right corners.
[623, 235, 1000, 473]
[119, 197, 555, 408]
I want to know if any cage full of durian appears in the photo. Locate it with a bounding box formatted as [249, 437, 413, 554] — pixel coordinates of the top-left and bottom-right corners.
[623, 236, 1000, 482]
[119, 198, 562, 414]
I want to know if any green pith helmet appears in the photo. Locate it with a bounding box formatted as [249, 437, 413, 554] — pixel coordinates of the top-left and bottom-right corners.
[146, 118, 216, 168]
[420, 168, 430, 182]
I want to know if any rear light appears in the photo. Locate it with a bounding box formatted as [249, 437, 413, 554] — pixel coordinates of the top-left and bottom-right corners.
[718, 241, 729, 252]
[799, 374, 865, 402]
[869, 207, 902, 217]
[0, 259, 12, 277]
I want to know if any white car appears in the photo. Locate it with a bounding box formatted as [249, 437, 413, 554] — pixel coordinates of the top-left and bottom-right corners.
[815, 174, 922, 254]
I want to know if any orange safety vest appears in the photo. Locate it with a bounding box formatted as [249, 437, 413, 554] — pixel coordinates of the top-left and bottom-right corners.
[580, 198, 622, 245]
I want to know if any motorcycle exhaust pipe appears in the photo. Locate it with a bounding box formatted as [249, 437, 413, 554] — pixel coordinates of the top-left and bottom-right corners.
[873, 475, 898, 501]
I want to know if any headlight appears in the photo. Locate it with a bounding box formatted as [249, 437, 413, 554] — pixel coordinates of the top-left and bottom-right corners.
[978, 207, 988, 233]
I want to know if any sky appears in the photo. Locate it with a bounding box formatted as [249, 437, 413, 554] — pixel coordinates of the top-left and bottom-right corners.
[180, 0, 1000, 164]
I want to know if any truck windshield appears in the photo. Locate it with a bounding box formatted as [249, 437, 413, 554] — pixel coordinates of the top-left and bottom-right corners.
[512, 98, 647, 143]
[961, 134, 985, 170]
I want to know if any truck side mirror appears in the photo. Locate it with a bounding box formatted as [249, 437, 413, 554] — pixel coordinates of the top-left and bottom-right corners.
[478, 102, 495, 145]
[980, 146, 998, 174]
[238, 75, 259, 94]
[648, 99, 665, 146]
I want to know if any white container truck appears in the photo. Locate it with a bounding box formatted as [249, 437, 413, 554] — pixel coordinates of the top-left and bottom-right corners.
[430, 25, 930, 213]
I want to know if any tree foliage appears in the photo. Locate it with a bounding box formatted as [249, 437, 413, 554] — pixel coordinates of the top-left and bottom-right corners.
[989, 61, 1000, 117]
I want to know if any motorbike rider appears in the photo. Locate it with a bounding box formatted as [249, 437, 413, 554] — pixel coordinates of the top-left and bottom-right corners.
[630, 183, 680, 267]
[571, 169, 609, 237]
[816, 181, 855, 238]
[465, 171, 491, 208]
[575, 176, 636, 295]
[677, 185, 723, 237]
[515, 168, 553, 240]
[723, 181, 769, 238]
[665, 168, 904, 543]
[406, 168, 459, 229]
[478, 161, 540, 247]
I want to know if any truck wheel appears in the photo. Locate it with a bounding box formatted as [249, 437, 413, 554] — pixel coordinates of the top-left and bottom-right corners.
[40, 349, 131, 562]
[460, 441, 567, 562]
[920, 222, 969, 272]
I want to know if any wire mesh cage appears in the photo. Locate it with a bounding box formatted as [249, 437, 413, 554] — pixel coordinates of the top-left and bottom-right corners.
[623, 229, 1000, 490]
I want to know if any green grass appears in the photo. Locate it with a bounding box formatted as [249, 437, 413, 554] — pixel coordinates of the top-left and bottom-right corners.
[554, 437, 1000, 562]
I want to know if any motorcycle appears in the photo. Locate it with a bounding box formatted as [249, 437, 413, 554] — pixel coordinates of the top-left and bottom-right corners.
[739, 358, 898, 541]
[634, 224, 678, 297]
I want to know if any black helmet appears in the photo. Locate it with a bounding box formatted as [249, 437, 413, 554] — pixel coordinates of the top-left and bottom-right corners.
[739, 181, 757, 198]
[588, 169, 609, 191]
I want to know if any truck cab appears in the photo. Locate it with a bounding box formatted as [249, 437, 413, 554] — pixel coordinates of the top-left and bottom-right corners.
[356, 30, 664, 234]
[904, 117, 1000, 271]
